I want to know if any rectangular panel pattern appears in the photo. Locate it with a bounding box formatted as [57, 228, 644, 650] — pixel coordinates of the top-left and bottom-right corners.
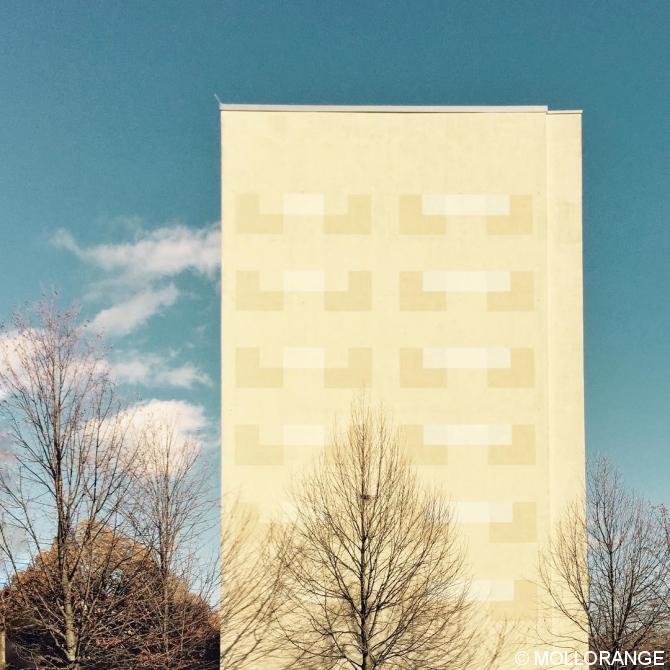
[222, 108, 584, 658]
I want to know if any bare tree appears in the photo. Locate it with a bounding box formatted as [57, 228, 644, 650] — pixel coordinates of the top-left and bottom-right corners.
[219, 500, 283, 669]
[539, 457, 670, 668]
[0, 299, 142, 669]
[128, 419, 282, 669]
[274, 402, 502, 670]
[0, 587, 6, 670]
[126, 421, 219, 670]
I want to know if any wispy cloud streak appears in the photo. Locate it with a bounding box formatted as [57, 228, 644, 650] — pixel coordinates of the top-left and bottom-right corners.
[52, 223, 220, 281]
[90, 284, 178, 337]
[109, 354, 212, 389]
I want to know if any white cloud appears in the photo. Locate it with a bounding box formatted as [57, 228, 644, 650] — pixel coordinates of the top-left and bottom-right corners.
[120, 399, 210, 448]
[155, 363, 212, 388]
[90, 284, 179, 337]
[108, 358, 150, 385]
[102, 399, 213, 476]
[131, 400, 218, 478]
[1, 331, 214, 468]
[108, 353, 212, 389]
[52, 223, 220, 281]
[53, 222, 220, 335]
[0, 329, 38, 402]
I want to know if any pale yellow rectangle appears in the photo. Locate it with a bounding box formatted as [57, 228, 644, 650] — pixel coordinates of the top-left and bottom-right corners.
[283, 271, 326, 292]
[453, 502, 514, 523]
[424, 424, 512, 446]
[423, 271, 511, 293]
[283, 347, 325, 369]
[422, 194, 510, 216]
[469, 580, 515, 602]
[283, 193, 324, 215]
[423, 348, 512, 369]
[282, 424, 326, 446]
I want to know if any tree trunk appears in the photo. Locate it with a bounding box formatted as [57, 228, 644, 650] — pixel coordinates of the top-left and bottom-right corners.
[63, 578, 78, 669]
[0, 627, 6, 670]
[162, 569, 171, 660]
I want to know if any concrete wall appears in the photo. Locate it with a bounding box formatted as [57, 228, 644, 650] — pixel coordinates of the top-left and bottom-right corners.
[221, 106, 585, 667]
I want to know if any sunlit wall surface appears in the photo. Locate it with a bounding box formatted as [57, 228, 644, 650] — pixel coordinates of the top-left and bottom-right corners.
[221, 105, 585, 665]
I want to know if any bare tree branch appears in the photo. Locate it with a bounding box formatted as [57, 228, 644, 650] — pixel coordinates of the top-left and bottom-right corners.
[219, 499, 284, 670]
[125, 420, 219, 670]
[539, 457, 670, 669]
[274, 400, 505, 670]
[0, 297, 145, 670]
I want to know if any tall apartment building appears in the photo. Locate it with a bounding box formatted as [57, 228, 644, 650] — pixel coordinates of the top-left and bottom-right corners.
[221, 105, 585, 665]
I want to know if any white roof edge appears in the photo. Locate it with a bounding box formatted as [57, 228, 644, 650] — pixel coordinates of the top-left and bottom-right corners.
[218, 103, 553, 114]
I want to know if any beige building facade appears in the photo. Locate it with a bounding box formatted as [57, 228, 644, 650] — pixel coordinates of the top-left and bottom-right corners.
[221, 105, 585, 666]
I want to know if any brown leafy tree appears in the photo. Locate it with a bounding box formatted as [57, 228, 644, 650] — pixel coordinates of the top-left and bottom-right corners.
[274, 403, 503, 670]
[0, 299, 141, 670]
[2, 524, 219, 670]
[539, 457, 670, 669]
[2, 527, 153, 669]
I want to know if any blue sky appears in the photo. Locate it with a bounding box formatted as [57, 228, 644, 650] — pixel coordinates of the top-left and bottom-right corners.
[1, 1, 669, 501]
